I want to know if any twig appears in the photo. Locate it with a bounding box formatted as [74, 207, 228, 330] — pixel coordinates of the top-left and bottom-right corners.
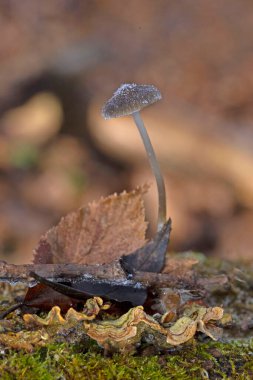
[0, 261, 229, 293]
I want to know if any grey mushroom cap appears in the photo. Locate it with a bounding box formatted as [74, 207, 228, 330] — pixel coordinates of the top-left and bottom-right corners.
[102, 83, 162, 119]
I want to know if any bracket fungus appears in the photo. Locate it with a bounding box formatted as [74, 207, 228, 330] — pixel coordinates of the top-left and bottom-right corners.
[0, 297, 225, 353]
[102, 84, 166, 231]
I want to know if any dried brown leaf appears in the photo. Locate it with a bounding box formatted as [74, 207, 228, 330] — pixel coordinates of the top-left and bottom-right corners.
[23, 283, 80, 312]
[33, 187, 147, 265]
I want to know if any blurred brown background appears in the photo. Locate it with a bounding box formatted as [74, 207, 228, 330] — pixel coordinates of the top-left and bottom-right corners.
[1, 0, 253, 263]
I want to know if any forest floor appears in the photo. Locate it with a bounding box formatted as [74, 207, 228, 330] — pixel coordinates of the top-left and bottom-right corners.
[1, 254, 253, 380]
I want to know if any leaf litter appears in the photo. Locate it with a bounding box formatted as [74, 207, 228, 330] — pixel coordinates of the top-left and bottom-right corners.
[0, 187, 226, 353]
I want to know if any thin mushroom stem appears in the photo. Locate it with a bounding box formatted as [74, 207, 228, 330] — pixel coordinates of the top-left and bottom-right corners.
[132, 111, 166, 231]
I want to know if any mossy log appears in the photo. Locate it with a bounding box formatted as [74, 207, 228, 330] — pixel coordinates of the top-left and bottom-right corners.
[1, 254, 253, 380]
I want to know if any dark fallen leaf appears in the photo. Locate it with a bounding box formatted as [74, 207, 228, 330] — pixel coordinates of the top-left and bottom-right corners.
[30, 271, 147, 306]
[23, 283, 81, 311]
[0, 283, 82, 319]
[120, 219, 172, 273]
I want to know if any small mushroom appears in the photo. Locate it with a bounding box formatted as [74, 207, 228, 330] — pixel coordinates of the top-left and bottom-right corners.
[102, 83, 166, 231]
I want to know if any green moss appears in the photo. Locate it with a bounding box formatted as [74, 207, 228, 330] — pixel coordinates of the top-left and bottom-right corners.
[1, 340, 253, 380]
[0, 343, 167, 380]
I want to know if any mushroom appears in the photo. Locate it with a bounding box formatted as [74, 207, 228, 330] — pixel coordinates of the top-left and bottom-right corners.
[102, 83, 166, 231]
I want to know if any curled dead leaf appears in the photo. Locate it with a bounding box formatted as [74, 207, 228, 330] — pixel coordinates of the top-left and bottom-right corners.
[121, 218, 171, 273]
[33, 187, 148, 265]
